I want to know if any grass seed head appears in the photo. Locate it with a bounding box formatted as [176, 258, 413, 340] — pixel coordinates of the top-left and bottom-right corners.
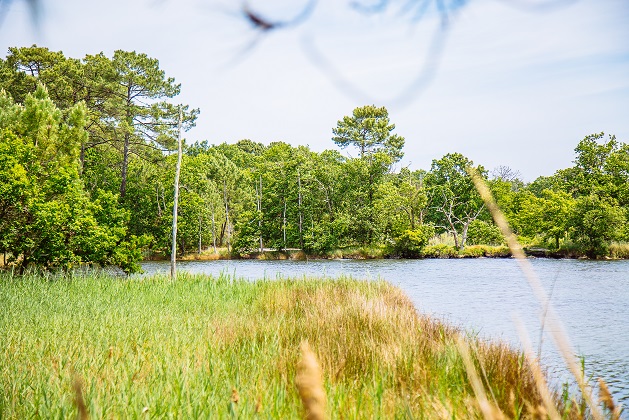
[73, 375, 89, 420]
[296, 341, 326, 420]
[598, 378, 621, 420]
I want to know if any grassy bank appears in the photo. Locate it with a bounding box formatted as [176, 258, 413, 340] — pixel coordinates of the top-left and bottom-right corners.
[179, 242, 629, 261]
[0, 272, 582, 418]
[174, 245, 513, 261]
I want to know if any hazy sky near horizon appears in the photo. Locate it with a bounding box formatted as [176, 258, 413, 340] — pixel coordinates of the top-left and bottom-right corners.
[1, 0, 628, 181]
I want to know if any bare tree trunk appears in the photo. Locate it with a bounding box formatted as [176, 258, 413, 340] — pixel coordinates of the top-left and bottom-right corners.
[460, 221, 470, 250]
[156, 185, 162, 217]
[79, 143, 85, 176]
[298, 170, 303, 249]
[120, 90, 133, 199]
[258, 175, 263, 253]
[198, 214, 202, 255]
[223, 180, 230, 253]
[219, 221, 226, 246]
[170, 108, 183, 280]
[283, 199, 287, 249]
[211, 206, 217, 253]
[120, 132, 130, 198]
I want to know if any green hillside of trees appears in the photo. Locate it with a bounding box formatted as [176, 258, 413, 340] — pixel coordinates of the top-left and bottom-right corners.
[1, 46, 628, 273]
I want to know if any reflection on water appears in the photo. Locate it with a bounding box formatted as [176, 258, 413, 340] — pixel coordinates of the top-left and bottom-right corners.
[142, 258, 629, 408]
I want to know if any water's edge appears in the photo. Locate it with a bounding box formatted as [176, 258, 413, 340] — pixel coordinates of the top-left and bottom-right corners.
[142, 258, 629, 409]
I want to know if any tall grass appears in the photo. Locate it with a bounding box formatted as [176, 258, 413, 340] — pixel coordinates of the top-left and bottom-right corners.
[0, 271, 577, 418]
[609, 242, 629, 259]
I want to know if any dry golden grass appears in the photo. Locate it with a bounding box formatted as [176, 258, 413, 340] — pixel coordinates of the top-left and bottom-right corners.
[0, 272, 583, 418]
[296, 341, 326, 420]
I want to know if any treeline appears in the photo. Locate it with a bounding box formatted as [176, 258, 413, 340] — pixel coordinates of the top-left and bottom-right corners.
[1, 47, 628, 273]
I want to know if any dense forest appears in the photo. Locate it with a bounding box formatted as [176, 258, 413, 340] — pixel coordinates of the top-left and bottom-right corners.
[1, 46, 628, 273]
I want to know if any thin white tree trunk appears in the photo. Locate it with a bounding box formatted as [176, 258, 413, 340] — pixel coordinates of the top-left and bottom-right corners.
[298, 170, 303, 249]
[211, 206, 217, 253]
[170, 108, 183, 280]
[283, 200, 287, 249]
[258, 175, 263, 253]
[198, 214, 202, 254]
[223, 180, 230, 253]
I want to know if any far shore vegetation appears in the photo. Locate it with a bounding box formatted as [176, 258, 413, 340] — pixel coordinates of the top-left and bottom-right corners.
[1, 46, 629, 274]
[0, 271, 593, 418]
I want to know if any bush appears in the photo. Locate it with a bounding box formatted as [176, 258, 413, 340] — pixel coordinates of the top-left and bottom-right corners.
[392, 225, 435, 258]
[420, 244, 458, 258]
[484, 246, 511, 257]
[459, 245, 487, 257]
[466, 220, 504, 246]
[459, 245, 511, 258]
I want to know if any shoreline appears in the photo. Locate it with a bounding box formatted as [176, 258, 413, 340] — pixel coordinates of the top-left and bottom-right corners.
[146, 245, 627, 262]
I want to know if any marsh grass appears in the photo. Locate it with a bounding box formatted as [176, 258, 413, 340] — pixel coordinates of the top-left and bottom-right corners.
[609, 242, 629, 259]
[0, 271, 580, 418]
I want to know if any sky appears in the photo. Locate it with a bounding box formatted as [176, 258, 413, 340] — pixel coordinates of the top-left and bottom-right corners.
[1, 0, 628, 181]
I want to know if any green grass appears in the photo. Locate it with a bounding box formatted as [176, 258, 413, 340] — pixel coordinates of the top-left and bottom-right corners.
[0, 271, 579, 418]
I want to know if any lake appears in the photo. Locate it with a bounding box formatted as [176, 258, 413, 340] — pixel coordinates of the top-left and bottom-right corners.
[141, 258, 629, 409]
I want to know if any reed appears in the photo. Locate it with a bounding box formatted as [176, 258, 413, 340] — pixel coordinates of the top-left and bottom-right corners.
[0, 271, 579, 418]
[467, 167, 613, 420]
[609, 242, 629, 259]
[598, 379, 622, 420]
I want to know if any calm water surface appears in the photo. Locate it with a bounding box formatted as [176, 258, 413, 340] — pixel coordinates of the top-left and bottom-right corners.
[142, 258, 629, 407]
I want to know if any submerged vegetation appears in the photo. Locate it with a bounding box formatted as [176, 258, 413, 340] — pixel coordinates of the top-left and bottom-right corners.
[0, 272, 589, 418]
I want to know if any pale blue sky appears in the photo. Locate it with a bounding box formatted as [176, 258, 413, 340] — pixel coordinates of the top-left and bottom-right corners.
[1, 0, 628, 180]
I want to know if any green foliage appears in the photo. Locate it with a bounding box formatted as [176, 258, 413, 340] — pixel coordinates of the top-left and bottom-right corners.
[392, 225, 435, 257]
[466, 220, 504, 246]
[570, 195, 626, 258]
[232, 210, 262, 256]
[0, 86, 142, 273]
[426, 153, 487, 249]
[332, 104, 405, 162]
[3, 46, 628, 262]
[0, 273, 570, 417]
[459, 245, 510, 258]
[303, 217, 350, 255]
[420, 244, 458, 258]
[517, 189, 575, 249]
[572, 133, 629, 206]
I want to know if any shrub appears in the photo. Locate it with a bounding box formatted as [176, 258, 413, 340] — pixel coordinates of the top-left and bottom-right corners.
[484, 246, 511, 257]
[392, 225, 435, 258]
[466, 220, 505, 246]
[420, 244, 458, 258]
[459, 245, 511, 258]
[460, 245, 487, 257]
